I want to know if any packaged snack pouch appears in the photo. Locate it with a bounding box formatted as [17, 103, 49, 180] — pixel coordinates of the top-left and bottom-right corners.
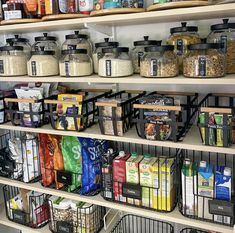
[61, 136, 82, 192]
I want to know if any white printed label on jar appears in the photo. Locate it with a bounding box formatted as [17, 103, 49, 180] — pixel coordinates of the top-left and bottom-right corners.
[4, 10, 22, 20]
[198, 56, 206, 77]
[150, 59, 157, 76]
[0, 60, 4, 74]
[105, 60, 112, 76]
[31, 61, 37, 76]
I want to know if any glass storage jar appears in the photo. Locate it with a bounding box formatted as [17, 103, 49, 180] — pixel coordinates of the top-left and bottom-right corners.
[207, 19, 235, 74]
[59, 47, 93, 77]
[183, 42, 225, 78]
[98, 47, 133, 77]
[0, 45, 27, 76]
[32, 33, 60, 58]
[62, 31, 93, 57]
[167, 22, 201, 72]
[6, 35, 31, 59]
[27, 47, 59, 77]
[140, 45, 178, 78]
[92, 38, 119, 74]
[131, 36, 161, 73]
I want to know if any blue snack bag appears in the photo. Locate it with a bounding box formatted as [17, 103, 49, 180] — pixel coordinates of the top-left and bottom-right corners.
[79, 137, 108, 194]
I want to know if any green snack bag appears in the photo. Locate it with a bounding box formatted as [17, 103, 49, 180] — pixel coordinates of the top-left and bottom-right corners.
[61, 136, 82, 192]
[199, 113, 206, 144]
[214, 114, 223, 147]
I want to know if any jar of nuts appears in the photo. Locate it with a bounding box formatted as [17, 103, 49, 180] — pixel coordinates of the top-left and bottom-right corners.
[167, 22, 201, 73]
[140, 45, 178, 78]
[183, 42, 225, 78]
[131, 36, 161, 73]
[208, 19, 235, 74]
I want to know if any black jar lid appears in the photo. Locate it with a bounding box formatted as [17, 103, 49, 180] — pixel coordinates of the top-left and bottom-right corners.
[170, 22, 198, 34]
[211, 19, 235, 31]
[134, 36, 161, 46]
[144, 45, 174, 52]
[95, 38, 119, 48]
[35, 33, 57, 42]
[65, 31, 88, 40]
[62, 49, 87, 55]
[6, 35, 29, 43]
[188, 42, 221, 50]
[32, 46, 55, 55]
[102, 47, 129, 53]
[0, 45, 24, 51]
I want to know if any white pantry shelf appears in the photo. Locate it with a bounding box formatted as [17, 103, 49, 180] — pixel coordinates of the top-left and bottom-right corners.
[0, 4, 235, 33]
[0, 123, 234, 155]
[0, 177, 232, 233]
[1, 74, 235, 85]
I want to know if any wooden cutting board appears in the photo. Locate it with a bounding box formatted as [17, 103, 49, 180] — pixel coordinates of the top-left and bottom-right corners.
[1, 18, 41, 25]
[42, 13, 88, 21]
[90, 8, 145, 16]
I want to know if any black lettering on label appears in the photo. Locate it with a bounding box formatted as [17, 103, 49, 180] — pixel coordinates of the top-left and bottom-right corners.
[177, 39, 183, 55]
[198, 57, 206, 76]
[150, 59, 157, 76]
[105, 60, 112, 76]
[65, 62, 69, 76]
[221, 35, 227, 53]
[0, 60, 4, 74]
[31, 61, 37, 76]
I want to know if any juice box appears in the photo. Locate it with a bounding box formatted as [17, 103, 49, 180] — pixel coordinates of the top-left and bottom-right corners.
[126, 152, 143, 205]
[139, 154, 157, 208]
[112, 151, 130, 203]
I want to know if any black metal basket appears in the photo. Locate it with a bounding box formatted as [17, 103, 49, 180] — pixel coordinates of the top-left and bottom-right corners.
[180, 228, 208, 233]
[179, 149, 235, 226]
[0, 131, 41, 183]
[101, 142, 179, 213]
[45, 89, 112, 132]
[3, 185, 50, 228]
[110, 214, 174, 233]
[198, 93, 235, 147]
[96, 90, 146, 136]
[133, 91, 199, 142]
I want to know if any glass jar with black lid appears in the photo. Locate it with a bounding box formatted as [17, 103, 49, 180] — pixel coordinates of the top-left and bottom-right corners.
[183, 41, 225, 78]
[92, 38, 119, 74]
[207, 19, 235, 74]
[131, 36, 161, 73]
[140, 45, 178, 78]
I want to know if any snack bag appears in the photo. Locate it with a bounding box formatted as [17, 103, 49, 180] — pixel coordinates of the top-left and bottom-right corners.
[79, 137, 108, 194]
[61, 136, 82, 192]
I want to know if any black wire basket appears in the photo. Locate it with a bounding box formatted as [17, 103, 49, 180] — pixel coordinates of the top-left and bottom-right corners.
[180, 228, 208, 233]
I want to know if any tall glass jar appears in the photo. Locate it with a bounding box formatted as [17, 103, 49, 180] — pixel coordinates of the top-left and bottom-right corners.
[131, 36, 161, 73]
[140, 45, 178, 78]
[92, 38, 119, 74]
[207, 19, 235, 74]
[167, 22, 201, 73]
[183, 42, 225, 78]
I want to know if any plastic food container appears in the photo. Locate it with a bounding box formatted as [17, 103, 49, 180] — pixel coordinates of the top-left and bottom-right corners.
[140, 45, 178, 78]
[208, 19, 235, 74]
[59, 48, 93, 77]
[27, 48, 59, 77]
[167, 22, 201, 72]
[98, 47, 133, 77]
[183, 42, 225, 78]
[0, 45, 27, 76]
[62, 31, 93, 56]
[131, 36, 161, 73]
[92, 38, 119, 74]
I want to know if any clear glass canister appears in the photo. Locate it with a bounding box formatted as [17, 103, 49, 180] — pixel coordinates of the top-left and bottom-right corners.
[140, 45, 178, 78]
[92, 38, 119, 74]
[131, 36, 161, 73]
[62, 31, 93, 57]
[183, 42, 225, 78]
[98, 47, 133, 77]
[27, 48, 59, 77]
[6, 35, 31, 59]
[167, 22, 201, 72]
[32, 33, 60, 58]
[0, 45, 27, 76]
[207, 19, 235, 74]
[59, 48, 93, 77]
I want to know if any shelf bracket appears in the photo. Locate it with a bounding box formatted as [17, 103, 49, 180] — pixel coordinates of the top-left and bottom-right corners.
[84, 23, 113, 36]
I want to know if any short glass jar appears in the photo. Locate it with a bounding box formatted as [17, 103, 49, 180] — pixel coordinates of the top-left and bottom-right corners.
[98, 47, 133, 77]
[27, 48, 59, 77]
[183, 42, 225, 78]
[59, 48, 93, 77]
[207, 19, 235, 74]
[140, 45, 178, 78]
[92, 38, 119, 74]
[0, 45, 27, 76]
[131, 36, 161, 73]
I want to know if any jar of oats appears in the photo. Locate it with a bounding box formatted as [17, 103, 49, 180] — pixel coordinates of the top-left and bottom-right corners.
[167, 22, 201, 73]
[131, 36, 161, 73]
[59, 48, 93, 77]
[183, 42, 225, 78]
[208, 19, 235, 74]
[27, 48, 59, 77]
[140, 45, 178, 78]
[0, 45, 27, 76]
